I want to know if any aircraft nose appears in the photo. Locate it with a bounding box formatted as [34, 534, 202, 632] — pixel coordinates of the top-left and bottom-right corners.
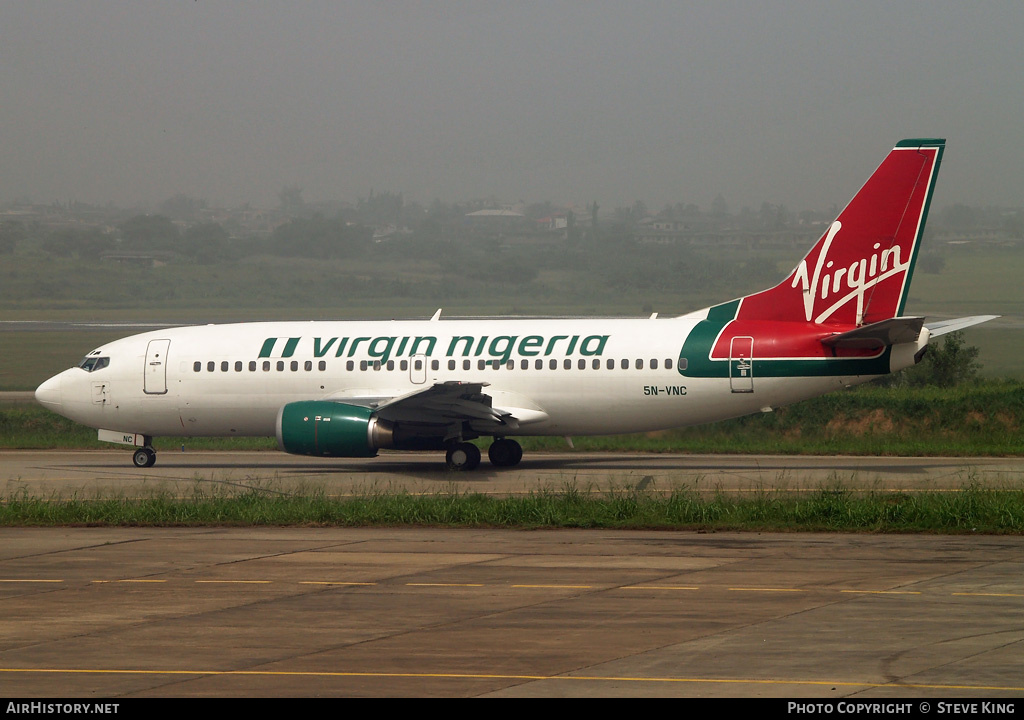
[35, 374, 63, 410]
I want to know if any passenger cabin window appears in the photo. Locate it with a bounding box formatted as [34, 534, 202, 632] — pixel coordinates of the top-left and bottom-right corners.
[318, 361, 326, 371]
[235, 361, 243, 372]
[207, 361, 215, 372]
[193, 361, 201, 372]
[249, 361, 257, 371]
[263, 361, 271, 371]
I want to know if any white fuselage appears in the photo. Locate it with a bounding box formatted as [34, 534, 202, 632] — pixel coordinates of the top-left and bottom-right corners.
[37, 315, 873, 440]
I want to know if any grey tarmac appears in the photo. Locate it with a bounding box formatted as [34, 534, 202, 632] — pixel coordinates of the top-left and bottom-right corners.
[2, 450, 1022, 498]
[2, 451, 1023, 698]
[0, 527, 1022, 697]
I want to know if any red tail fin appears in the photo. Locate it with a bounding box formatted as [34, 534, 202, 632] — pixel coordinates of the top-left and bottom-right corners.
[737, 139, 944, 327]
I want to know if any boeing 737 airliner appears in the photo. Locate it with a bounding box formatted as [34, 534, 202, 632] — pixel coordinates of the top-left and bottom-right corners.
[35, 139, 994, 470]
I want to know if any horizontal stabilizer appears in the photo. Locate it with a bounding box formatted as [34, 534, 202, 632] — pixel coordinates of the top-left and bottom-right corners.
[926, 315, 999, 337]
[821, 317, 925, 349]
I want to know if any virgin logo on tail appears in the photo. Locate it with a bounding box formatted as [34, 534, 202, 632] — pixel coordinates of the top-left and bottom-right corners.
[790, 220, 910, 325]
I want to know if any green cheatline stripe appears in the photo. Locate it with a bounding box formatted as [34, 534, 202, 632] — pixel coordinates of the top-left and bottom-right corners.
[896, 140, 944, 317]
[677, 299, 891, 379]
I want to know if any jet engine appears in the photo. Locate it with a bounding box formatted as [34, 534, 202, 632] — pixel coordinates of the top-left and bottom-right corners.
[276, 401, 394, 457]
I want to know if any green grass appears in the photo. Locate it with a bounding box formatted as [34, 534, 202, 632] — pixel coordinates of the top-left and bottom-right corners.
[2, 480, 1022, 533]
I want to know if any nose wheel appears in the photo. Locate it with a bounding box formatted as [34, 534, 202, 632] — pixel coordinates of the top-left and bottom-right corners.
[132, 447, 157, 468]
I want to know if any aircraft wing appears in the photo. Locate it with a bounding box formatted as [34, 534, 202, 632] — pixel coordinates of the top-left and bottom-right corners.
[926, 315, 999, 337]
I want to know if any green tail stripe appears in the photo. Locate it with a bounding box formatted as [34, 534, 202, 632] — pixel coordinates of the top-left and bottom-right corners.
[678, 299, 892, 379]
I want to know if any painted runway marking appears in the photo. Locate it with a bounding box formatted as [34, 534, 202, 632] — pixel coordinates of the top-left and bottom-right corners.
[5, 578, 1023, 599]
[0, 667, 1022, 692]
[840, 590, 922, 595]
[512, 584, 594, 589]
[407, 583, 484, 587]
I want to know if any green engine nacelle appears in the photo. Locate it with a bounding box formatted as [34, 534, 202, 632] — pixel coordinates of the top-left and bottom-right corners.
[276, 401, 394, 457]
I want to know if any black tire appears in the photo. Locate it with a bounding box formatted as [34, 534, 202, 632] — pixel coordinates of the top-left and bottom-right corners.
[132, 447, 156, 468]
[488, 438, 523, 467]
[446, 442, 481, 471]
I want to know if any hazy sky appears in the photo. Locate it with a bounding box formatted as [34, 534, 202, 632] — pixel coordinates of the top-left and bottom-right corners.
[2, 2, 1022, 212]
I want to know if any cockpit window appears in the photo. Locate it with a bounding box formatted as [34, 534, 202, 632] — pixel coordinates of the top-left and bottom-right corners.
[78, 356, 110, 372]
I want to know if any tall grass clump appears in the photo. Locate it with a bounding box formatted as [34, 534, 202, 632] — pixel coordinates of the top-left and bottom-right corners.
[2, 481, 1023, 533]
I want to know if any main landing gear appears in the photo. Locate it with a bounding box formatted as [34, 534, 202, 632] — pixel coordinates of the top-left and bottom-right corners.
[444, 438, 523, 471]
[132, 446, 157, 468]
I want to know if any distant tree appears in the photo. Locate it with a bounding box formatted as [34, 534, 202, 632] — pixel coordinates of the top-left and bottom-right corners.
[880, 331, 981, 388]
[1004, 212, 1023, 239]
[159, 193, 207, 221]
[916, 250, 946, 275]
[119, 215, 179, 251]
[278, 185, 305, 215]
[914, 331, 981, 387]
[269, 215, 371, 258]
[355, 190, 403, 226]
[0, 221, 25, 254]
[940, 204, 978, 230]
[41, 227, 115, 258]
[710, 194, 729, 219]
[181, 222, 231, 264]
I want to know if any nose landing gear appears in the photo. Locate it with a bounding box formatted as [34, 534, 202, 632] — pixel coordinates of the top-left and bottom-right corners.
[132, 447, 157, 468]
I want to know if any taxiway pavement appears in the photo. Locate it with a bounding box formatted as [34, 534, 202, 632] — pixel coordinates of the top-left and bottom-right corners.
[2, 450, 1022, 498]
[1, 527, 1022, 697]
